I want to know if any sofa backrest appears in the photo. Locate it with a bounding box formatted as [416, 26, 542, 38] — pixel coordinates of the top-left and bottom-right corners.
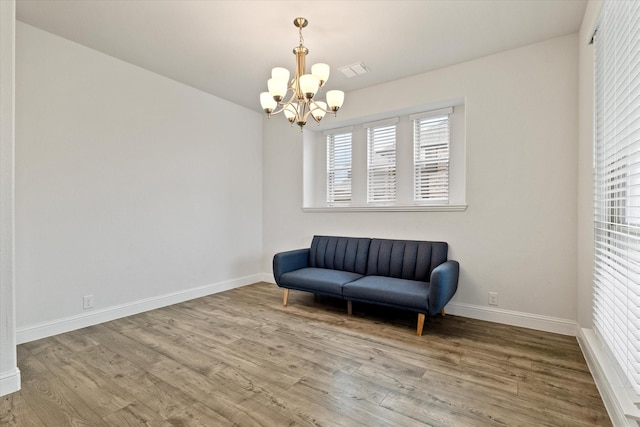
[309, 235, 371, 275]
[366, 238, 448, 282]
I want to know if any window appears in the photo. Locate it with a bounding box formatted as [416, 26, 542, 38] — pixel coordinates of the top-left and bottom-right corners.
[593, 0, 640, 395]
[326, 131, 352, 205]
[412, 108, 452, 203]
[302, 101, 465, 211]
[366, 120, 397, 203]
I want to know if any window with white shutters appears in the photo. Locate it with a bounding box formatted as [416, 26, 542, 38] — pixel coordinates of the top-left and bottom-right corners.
[593, 0, 640, 395]
[367, 121, 397, 203]
[326, 132, 352, 205]
[413, 108, 452, 203]
[304, 104, 465, 211]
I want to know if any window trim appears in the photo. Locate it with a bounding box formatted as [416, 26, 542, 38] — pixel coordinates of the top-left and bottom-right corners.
[301, 204, 467, 213]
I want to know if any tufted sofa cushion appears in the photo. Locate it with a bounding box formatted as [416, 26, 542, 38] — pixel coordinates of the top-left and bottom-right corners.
[309, 235, 371, 275]
[366, 238, 448, 282]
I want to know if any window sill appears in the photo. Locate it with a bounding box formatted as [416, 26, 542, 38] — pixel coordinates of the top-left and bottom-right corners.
[302, 204, 467, 213]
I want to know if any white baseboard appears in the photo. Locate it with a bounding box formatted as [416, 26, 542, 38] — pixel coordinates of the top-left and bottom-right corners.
[445, 302, 577, 336]
[0, 367, 21, 397]
[261, 273, 276, 284]
[263, 272, 576, 336]
[577, 328, 640, 426]
[16, 274, 262, 344]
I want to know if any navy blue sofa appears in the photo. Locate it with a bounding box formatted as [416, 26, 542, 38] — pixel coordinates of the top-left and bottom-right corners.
[273, 235, 460, 335]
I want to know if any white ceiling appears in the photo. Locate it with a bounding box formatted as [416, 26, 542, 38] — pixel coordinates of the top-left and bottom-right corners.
[16, 0, 588, 112]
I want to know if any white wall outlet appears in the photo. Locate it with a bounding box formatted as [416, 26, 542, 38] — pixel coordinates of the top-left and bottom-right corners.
[488, 292, 498, 306]
[83, 294, 94, 310]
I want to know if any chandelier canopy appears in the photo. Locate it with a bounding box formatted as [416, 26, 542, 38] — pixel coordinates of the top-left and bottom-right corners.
[260, 17, 345, 130]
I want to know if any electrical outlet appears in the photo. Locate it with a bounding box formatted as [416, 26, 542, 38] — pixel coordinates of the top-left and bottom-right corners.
[83, 295, 94, 310]
[488, 292, 498, 306]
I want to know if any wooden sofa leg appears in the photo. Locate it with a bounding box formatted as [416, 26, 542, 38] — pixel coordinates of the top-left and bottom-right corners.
[283, 289, 289, 306]
[441, 308, 445, 317]
[347, 300, 353, 316]
[417, 313, 426, 336]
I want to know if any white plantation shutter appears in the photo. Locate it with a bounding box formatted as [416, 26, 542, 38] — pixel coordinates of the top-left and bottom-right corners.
[412, 108, 452, 203]
[367, 120, 397, 203]
[326, 132, 352, 204]
[593, 0, 640, 394]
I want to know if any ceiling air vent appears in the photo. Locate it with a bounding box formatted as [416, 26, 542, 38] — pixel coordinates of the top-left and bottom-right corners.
[339, 62, 370, 78]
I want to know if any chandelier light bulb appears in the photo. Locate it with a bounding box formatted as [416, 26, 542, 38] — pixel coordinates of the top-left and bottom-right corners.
[268, 78, 287, 102]
[260, 92, 277, 113]
[299, 74, 319, 100]
[326, 90, 345, 112]
[284, 104, 297, 122]
[311, 63, 330, 87]
[271, 67, 290, 83]
[311, 101, 327, 121]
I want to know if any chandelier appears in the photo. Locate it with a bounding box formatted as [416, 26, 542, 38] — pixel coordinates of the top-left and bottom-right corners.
[260, 17, 345, 130]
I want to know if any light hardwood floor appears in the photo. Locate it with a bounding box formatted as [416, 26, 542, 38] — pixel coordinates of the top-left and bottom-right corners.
[1, 282, 611, 426]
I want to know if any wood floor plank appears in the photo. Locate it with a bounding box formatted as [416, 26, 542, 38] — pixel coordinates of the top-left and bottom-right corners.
[0, 392, 46, 426]
[52, 328, 101, 352]
[142, 306, 241, 345]
[30, 341, 136, 418]
[148, 358, 296, 426]
[17, 353, 109, 426]
[2, 282, 611, 426]
[288, 380, 416, 427]
[165, 401, 237, 427]
[245, 328, 364, 374]
[114, 317, 229, 378]
[74, 344, 195, 420]
[413, 369, 561, 427]
[210, 365, 319, 426]
[102, 401, 174, 427]
[517, 376, 612, 425]
[87, 323, 167, 368]
[380, 391, 492, 427]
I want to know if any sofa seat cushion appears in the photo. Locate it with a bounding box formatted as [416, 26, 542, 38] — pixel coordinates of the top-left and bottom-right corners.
[343, 276, 430, 311]
[279, 267, 362, 296]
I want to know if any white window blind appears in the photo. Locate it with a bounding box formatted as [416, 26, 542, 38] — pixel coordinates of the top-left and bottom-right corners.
[326, 132, 352, 205]
[413, 110, 451, 203]
[367, 121, 397, 203]
[593, 0, 640, 395]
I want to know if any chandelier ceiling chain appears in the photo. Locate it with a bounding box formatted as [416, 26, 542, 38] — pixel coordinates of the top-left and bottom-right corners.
[259, 17, 345, 131]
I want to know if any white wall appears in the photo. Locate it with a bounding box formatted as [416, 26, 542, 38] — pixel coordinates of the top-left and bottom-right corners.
[15, 23, 263, 340]
[0, 0, 20, 396]
[264, 34, 579, 331]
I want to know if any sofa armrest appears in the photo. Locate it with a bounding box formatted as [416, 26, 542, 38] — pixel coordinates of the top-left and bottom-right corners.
[273, 248, 310, 286]
[428, 260, 460, 316]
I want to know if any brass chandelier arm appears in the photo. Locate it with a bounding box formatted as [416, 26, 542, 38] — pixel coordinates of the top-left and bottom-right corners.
[268, 101, 333, 125]
[265, 91, 298, 116]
